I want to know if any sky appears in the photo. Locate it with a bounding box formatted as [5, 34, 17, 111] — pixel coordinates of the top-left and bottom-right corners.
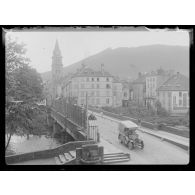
[6, 29, 189, 73]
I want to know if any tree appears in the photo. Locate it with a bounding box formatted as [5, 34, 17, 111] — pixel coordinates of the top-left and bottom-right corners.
[155, 100, 169, 117]
[5, 36, 44, 151]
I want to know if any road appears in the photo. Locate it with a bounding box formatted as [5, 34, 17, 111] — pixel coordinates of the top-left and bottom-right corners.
[95, 113, 189, 164]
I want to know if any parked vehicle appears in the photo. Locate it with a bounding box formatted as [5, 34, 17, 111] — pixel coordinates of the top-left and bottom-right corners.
[118, 120, 144, 150]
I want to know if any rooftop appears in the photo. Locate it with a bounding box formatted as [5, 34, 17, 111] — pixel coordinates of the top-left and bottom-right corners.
[73, 67, 113, 78]
[157, 73, 189, 91]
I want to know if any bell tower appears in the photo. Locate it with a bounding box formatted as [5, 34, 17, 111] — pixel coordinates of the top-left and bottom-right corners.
[52, 39, 63, 99]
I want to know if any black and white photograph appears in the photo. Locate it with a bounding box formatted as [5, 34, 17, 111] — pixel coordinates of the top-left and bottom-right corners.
[3, 26, 191, 167]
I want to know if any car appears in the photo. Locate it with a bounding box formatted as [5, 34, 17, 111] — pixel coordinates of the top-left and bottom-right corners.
[118, 120, 144, 150]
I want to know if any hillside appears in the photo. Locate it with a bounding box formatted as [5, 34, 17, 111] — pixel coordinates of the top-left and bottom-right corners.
[41, 44, 189, 81]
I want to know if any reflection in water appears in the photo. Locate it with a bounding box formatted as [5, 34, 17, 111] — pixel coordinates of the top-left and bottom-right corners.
[6, 135, 61, 156]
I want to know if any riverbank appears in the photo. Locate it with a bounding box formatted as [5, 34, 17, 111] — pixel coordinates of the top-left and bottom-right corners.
[6, 135, 60, 156]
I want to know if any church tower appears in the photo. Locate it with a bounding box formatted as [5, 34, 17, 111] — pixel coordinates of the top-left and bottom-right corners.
[52, 40, 63, 99]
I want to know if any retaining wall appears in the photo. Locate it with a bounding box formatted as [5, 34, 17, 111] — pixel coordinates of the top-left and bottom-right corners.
[6, 140, 95, 165]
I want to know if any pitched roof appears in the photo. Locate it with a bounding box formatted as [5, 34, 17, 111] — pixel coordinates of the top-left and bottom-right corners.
[73, 67, 113, 77]
[157, 73, 189, 91]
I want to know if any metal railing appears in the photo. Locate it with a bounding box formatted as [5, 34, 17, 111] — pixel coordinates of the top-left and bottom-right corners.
[52, 98, 87, 129]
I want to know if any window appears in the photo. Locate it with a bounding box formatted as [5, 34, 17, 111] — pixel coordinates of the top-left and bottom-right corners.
[81, 84, 85, 89]
[91, 91, 94, 96]
[92, 78, 94, 81]
[81, 99, 85, 104]
[106, 91, 110, 96]
[106, 98, 110, 104]
[91, 98, 94, 104]
[179, 92, 182, 97]
[179, 99, 182, 106]
[124, 92, 127, 97]
[183, 93, 187, 107]
[97, 84, 99, 88]
[106, 77, 109, 82]
[80, 91, 85, 97]
[97, 78, 99, 82]
[96, 98, 100, 105]
[96, 91, 99, 96]
[86, 77, 89, 82]
[173, 96, 176, 105]
[106, 84, 111, 89]
[91, 84, 94, 88]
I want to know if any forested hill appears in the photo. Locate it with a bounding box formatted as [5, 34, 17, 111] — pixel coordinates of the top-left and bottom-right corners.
[41, 44, 189, 81]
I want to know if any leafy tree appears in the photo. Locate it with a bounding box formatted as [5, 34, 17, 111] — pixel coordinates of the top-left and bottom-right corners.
[5, 36, 44, 151]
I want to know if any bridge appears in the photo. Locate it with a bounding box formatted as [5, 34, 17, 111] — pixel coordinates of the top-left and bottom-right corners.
[6, 98, 189, 165]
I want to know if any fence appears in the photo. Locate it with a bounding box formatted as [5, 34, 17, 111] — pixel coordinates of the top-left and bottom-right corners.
[88, 106, 189, 138]
[52, 98, 87, 129]
[88, 120, 99, 142]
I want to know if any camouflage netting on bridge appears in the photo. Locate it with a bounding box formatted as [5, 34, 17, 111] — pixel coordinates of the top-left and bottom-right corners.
[52, 98, 87, 129]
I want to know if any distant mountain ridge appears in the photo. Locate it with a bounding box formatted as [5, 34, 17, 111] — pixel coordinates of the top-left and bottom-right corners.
[41, 44, 189, 81]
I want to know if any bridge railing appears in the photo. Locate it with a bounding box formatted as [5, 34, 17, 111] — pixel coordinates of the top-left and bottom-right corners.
[52, 98, 87, 129]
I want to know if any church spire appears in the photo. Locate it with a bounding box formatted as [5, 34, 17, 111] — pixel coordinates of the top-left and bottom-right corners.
[53, 39, 61, 56]
[52, 39, 63, 99]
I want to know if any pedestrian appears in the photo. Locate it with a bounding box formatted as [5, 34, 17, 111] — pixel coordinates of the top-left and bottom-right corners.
[138, 118, 141, 128]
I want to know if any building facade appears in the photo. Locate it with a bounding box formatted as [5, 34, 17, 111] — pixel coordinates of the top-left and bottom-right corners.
[157, 73, 189, 115]
[145, 69, 173, 107]
[112, 78, 123, 107]
[132, 74, 146, 105]
[62, 67, 114, 107]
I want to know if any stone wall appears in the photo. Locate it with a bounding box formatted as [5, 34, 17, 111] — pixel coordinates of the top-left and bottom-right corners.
[6, 140, 96, 165]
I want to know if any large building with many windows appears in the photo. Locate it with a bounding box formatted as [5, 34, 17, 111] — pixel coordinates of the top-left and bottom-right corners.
[50, 40, 125, 107]
[62, 67, 114, 107]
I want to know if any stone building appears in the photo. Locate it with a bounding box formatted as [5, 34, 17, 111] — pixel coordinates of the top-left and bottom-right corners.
[112, 77, 123, 107]
[145, 69, 173, 107]
[51, 40, 63, 99]
[132, 73, 147, 106]
[157, 72, 189, 115]
[62, 66, 114, 107]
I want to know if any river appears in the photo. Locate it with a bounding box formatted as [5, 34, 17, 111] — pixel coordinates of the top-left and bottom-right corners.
[6, 134, 61, 156]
